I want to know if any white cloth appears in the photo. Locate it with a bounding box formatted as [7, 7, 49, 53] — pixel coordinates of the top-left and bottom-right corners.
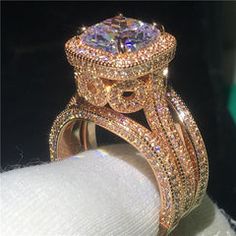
[0, 144, 235, 236]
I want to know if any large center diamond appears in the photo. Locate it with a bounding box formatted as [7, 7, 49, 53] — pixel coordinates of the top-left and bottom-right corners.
[81, 15, 160, 54]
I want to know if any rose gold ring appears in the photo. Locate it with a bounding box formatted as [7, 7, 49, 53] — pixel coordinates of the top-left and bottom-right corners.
[49, 15, 209, 235]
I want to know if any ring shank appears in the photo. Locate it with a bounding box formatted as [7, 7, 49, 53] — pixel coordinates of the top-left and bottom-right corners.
[49, 90, 208, 235]
[57, 120, 97, 159]
[53, 116, 170, 236]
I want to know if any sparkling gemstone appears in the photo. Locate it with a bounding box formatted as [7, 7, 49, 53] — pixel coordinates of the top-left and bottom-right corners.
[81, 15, 160, 54]
[154, 146, 161, 152]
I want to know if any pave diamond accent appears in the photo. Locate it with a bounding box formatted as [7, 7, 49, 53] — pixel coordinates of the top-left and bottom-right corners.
[81, 15, 160, 54]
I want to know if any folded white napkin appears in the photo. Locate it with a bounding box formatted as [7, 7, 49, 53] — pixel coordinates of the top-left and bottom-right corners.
[1, 144, 235, 236]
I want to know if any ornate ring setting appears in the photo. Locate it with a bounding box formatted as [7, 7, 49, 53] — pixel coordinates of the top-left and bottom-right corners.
[49, 15, 209, 235]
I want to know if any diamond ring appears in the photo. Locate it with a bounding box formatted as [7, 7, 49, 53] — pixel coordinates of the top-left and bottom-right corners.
[49, 15, 209, 235]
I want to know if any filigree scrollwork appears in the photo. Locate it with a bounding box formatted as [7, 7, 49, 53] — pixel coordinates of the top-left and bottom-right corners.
[108, 79, 149, 113]
[75, 67, 151, 113]
[75, 69, 108, 107]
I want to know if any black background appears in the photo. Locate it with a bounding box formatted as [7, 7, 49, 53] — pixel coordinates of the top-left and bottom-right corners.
[2, 2, 236, 220]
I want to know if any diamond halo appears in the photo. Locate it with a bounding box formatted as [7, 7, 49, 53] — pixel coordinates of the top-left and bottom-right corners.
[65, 15, 176, 80]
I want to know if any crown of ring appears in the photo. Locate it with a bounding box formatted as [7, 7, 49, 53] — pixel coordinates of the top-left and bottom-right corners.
[65, 15, 176, 80]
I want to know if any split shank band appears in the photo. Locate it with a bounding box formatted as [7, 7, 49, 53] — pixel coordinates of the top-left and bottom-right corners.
[49, 16, 209, 235]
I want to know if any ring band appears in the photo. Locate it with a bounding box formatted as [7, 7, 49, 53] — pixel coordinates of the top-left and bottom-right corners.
[49, 15, 209, 235]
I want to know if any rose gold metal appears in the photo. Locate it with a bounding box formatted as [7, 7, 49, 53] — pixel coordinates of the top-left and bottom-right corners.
[49, 16, 209, 235]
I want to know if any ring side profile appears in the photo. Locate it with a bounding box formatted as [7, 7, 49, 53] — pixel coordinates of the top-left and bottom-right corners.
[49, 15, 209, 235]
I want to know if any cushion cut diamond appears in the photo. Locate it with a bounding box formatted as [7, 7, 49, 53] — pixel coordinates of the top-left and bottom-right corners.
[81, 15, 160, 54]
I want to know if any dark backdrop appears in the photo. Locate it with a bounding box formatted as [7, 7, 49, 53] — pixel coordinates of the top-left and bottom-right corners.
[2, 2, 236, 219]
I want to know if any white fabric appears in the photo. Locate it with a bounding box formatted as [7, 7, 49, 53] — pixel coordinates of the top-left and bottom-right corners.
[0, 144, 235, 236]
